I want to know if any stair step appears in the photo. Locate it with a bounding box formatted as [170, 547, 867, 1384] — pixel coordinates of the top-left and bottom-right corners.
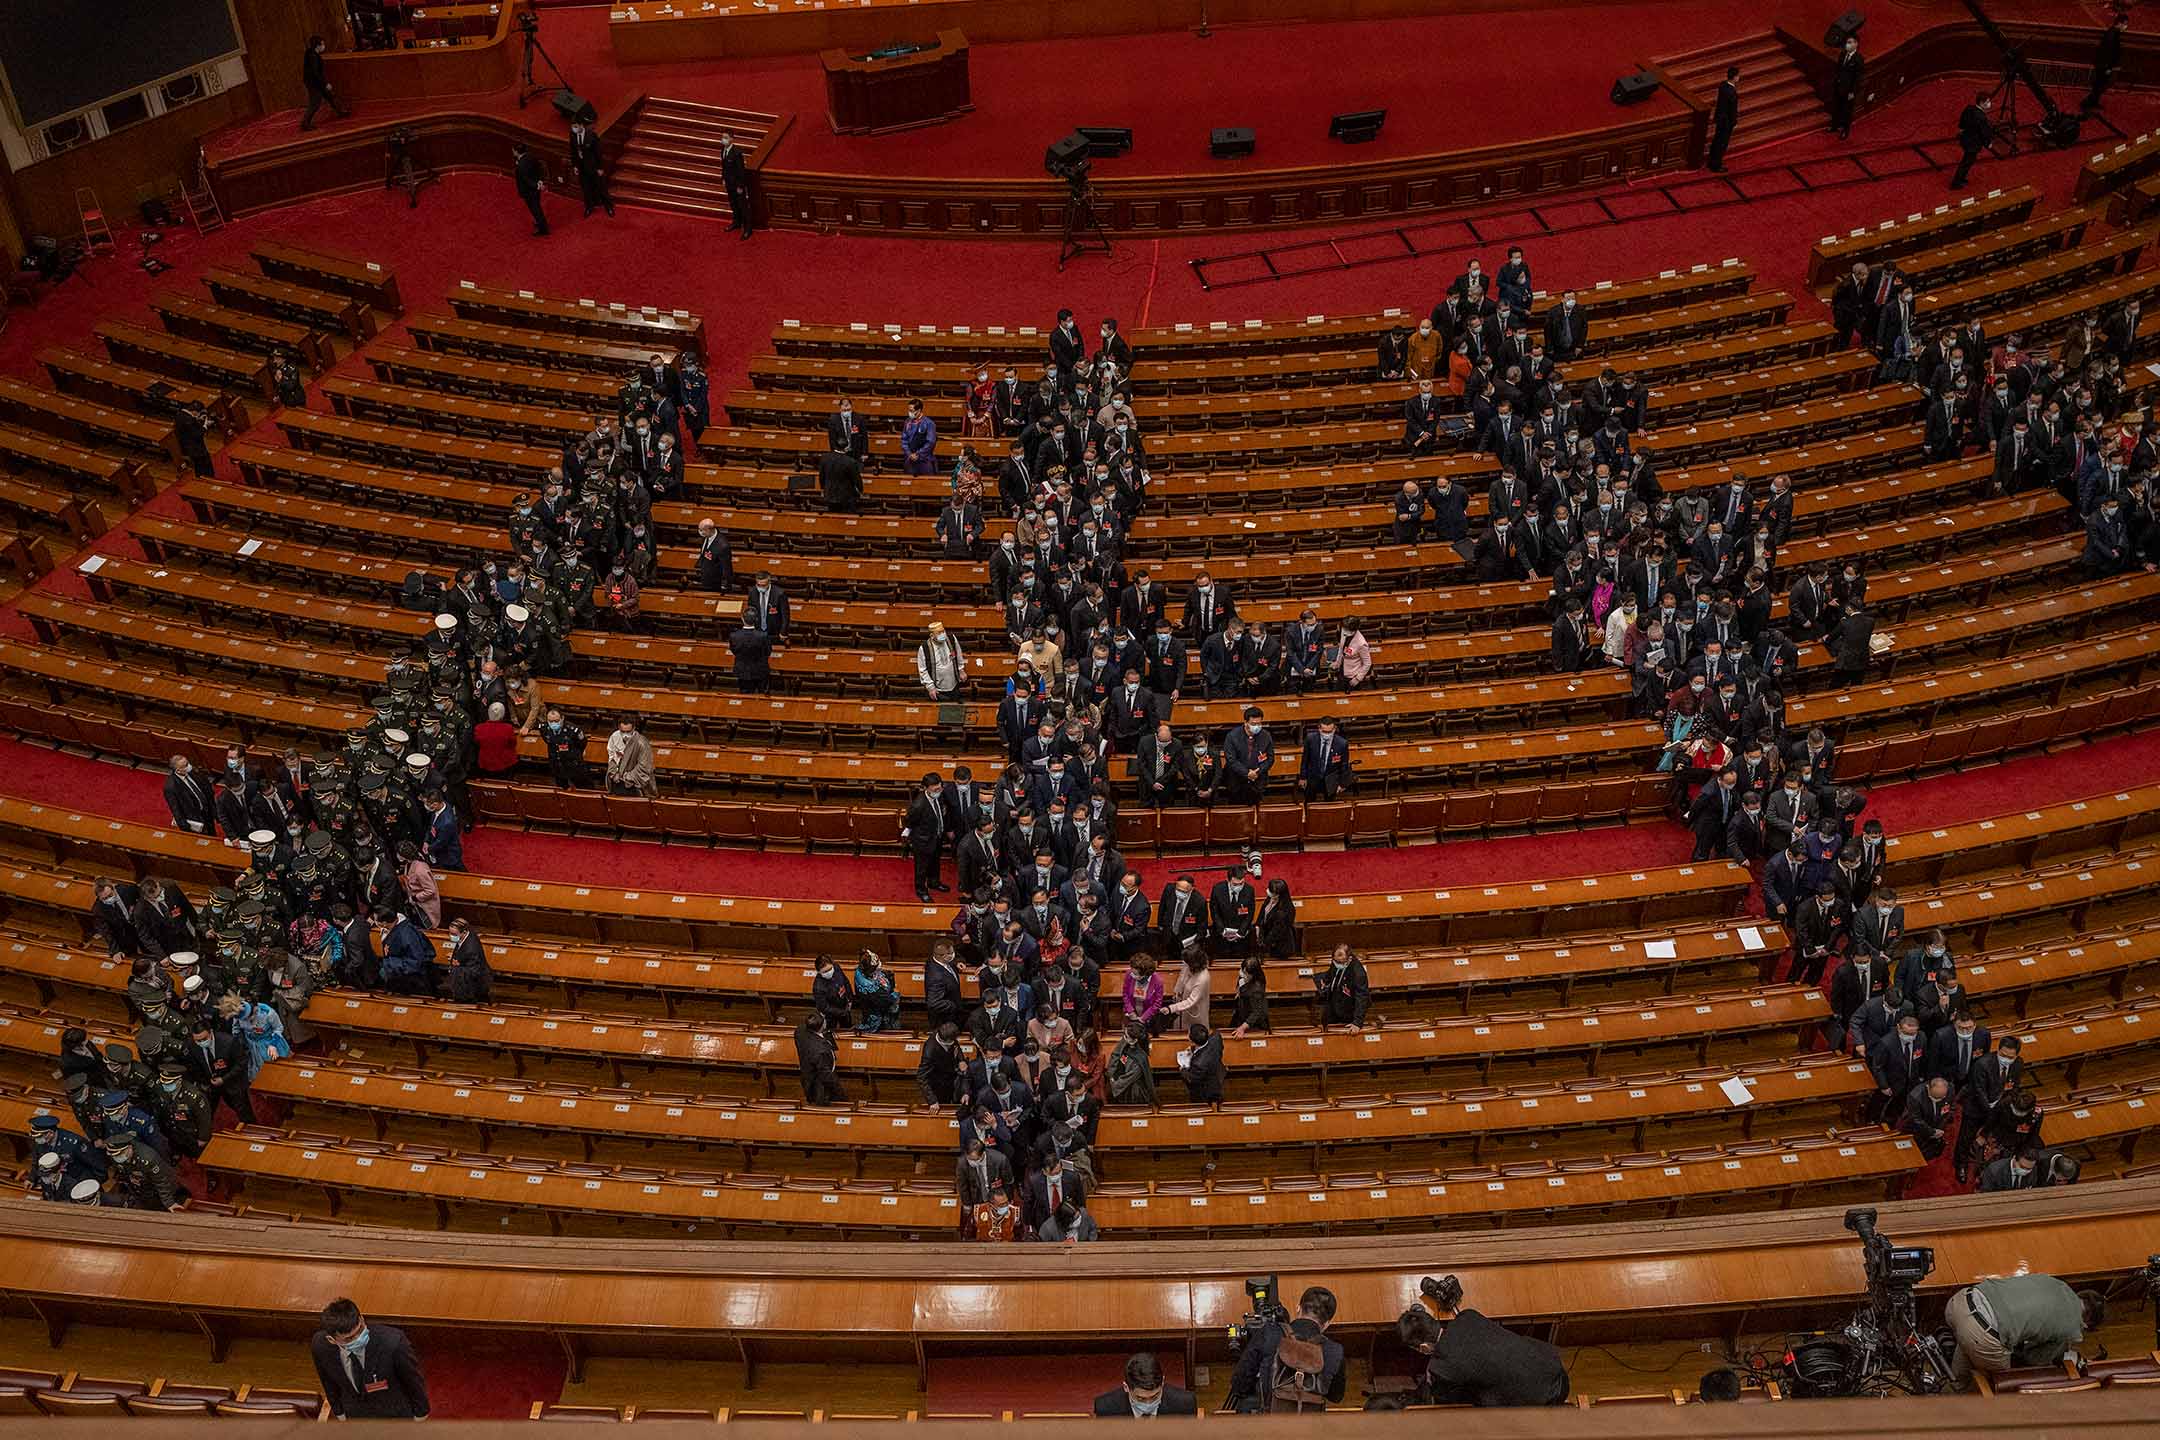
[630, 121, 767, 152]
[1654, 31, 1786, 69]
[634, 112, 769, 143]
[613, 165, 732, 198]
[611, 173, 737, 207]
[1666, 59, 1809, 94]
[642, 96, 775, 123]
[618, 145, 733, 182]
[613, 190, 737, 221]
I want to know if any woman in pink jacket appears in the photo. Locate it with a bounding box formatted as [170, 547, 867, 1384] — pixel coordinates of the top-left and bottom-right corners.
[1337, 622, 1374, 690]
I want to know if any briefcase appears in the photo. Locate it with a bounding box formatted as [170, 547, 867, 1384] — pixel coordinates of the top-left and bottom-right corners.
[937, 703, 968, 728]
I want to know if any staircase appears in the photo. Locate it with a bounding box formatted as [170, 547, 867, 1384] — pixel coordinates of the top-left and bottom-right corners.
[1653, 32, 1828, 157]
[611, 98, 780, 222]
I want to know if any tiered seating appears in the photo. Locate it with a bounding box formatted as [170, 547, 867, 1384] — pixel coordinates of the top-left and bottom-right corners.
[0, 1365, 321, 1418]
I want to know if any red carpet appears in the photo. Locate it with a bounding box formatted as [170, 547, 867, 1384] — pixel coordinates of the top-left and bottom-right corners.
[401, 1333, 569, 1420]
[5, 729, 2154, 902]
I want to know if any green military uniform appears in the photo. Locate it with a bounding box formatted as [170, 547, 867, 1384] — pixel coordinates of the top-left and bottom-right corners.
[102, 1133, 187, 1211]
[149, 1064, 217, 1160]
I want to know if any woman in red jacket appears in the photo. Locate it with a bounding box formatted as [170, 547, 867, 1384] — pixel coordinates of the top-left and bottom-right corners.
[473, 702, 520, 776]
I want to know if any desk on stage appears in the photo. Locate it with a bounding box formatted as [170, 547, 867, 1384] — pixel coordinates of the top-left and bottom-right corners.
[823, 31, 972, 135]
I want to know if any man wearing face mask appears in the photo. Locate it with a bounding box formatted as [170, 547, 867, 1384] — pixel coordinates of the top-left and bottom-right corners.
[1095, 1351, 1198, 1416]
[311, 1298, 429, 1420]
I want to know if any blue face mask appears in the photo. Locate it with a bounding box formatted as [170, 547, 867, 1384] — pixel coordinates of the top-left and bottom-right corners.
[338, 1327, 370, 1354]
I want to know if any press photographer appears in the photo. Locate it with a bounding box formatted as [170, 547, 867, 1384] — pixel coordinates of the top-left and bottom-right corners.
[1395, 1274, 1571, 1407]
[1944, 1273, 2105, 1392]
[1223, 1279, 1344, 1413]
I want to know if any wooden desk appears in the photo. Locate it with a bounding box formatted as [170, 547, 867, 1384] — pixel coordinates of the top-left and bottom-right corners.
[148, 294, 328, 373]
[366, 345, 620, 409]
[2075, 128, 2160, 203]
[823, 31, 972, 135]
[0, 1190, 2157, 1368]
[405, 313, 670, 374]
[203, 266, 369, 344]
[38, 347, 244, 436]
[321, 0, 524, 103]
[0, 424, 145, 503]
[769, 264, 1752, 363]
[447, 283, 707, 357]
[0, 378, 179, 470]
[94, 320, 274, 399]
[1805, 185, 2039, 289]
[251, 240, 403, 315]
[0, 793, 1753, 952]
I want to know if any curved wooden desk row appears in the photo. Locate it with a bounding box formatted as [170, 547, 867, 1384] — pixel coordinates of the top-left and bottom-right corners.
[12, 604, 2144, 801]
[250, 407, 1938, 542]
[1806, 184, 2037, 288]
[692, 386, 1910, 479]
[252, 241, 402, 317]
[39, 347, 247, 439]
[0, 423, 145, 504]
[182, 444, 2034, 609]
[2077, 128, 2160, 204]
[318, 0, 523, 104]
[1862, 203, 2102, 298]
[445, 283, 706, 357]
[154, 1083, 2160, 1232]
[1, 1184, 2155, 1347]
[95, 319, 275, 400]
[0, 792, 1752, 952]
[1911, 223, 2156, 329]
[720, 350, 1880, 442]
[48, 561, 2146, 741]
[751, 320, 1840, 400]
[203, 267, 370, 347]
[367, 345, 621, 410]
[124, 506, 2076, 655]
[201, 1123, 1926, 1232]
[236, 986, 2160, 1154]
[768, 264, 1751, 364]
[1976, 264, 2160, 348]
[277, 377, 1911, 501]
[0, 377, 178, 471]
[406, 315, 665, 377]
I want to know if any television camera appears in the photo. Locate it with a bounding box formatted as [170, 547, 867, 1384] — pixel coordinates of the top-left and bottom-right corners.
[1225, 1275, 1290, 1356]
[1774, 1208, 1955, 1397]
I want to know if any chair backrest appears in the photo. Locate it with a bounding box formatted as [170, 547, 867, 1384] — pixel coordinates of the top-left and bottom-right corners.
[32, 1391, 124, 1416]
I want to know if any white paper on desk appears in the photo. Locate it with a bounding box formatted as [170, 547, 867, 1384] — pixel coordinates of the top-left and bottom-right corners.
[236, 538, 262, 556]
[1644, 939, 1677, 959]
[1718, 1077, 1755, 1107]
[76, 554, 106, 574]
[2147, 363, 2160, 380]
[1738, 926, 1766, 950]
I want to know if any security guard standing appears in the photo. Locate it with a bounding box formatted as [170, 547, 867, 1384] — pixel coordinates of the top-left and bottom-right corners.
[569, 118, 614, 217]
[512, 142, 550, 236]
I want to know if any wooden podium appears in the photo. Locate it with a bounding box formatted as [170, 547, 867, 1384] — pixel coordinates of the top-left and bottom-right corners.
[822, 29, 972, 135]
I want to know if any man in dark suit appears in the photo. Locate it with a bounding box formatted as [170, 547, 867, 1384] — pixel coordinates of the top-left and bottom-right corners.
[311, 1299, 429, 1420]
[693, 520, 734, 591]
[163, 755, 217, 835]
[718, 131, 755, 238]
[1686, 767, 1739, 862]
[1299, 718, 1351, 801]
[745, 573, 790, 640]
[1993, 414, 2036, 493]
[1829, 598, 1874, 685]
[903, 773, 954, 902]
[1222, 708, 1275, 803]
[1180, 573, 1234, 643]
[1866, 1011, 1926, 1123]
[299, 36, 349, 131]
[1208, 866, 1258, 956]
[1950, 93, 1992, 190]
[1829, 35, 1864, 139]
[1094, 1352, 1199, 1417]
[1156, 874, 1207, 958]
[1403, 378, 1442, 454]
[1104, 669, 1159, 753]
[1977, 1146, 2045, 1193]
[2085, 12, 2127, 111]
[1180, 1023, 1226, 1102]
[511, 143, 549, 236]
[1926, 1011, 1990, 1088]
[1542, 291, 1589, 361]
[1707, 65, 1740, 171]
[184, 1016, 256, 1123]
[1954, 1033, 2023, 1180]
[568, 118, 614, 217]
[1025, 1149, 1089, 1234]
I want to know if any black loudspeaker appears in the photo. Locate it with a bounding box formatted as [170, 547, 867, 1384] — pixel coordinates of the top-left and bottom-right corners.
[1329, 109, 1386, 143]
[1609, 70, 1659, 105]
[1077, 126, 1132, 157]
[1210, 126, 1256, 158]
[1823, 9, 1864, 48]
[552, 88, 598, 125]
[1044, 131, 1090, 172]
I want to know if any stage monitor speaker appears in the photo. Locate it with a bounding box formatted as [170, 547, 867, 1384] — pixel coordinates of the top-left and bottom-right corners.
[1044, 131, 1090, 172]
[1329, 108, 1386, 143]
[1609, 70, 1659, 106]
[1078, 126, 1132, 157]
[1823, 10, 1864, 48]
[1210, 126, 1255, 159]
[552, 89, 598, 125]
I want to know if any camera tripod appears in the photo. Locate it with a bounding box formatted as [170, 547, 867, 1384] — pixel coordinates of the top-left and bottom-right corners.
[1982, 62, 2025, 157]
[518, 21, 570, 108]
[385, 132, 438, 208]
[1058, 182, 1112, 271]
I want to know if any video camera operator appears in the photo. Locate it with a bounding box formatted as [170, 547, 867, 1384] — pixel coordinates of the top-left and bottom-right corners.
[1944, 1273, 2104, 1392]
[1224, 1285, 1345, 1413]
[1397, 1278, 1571, 1407]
